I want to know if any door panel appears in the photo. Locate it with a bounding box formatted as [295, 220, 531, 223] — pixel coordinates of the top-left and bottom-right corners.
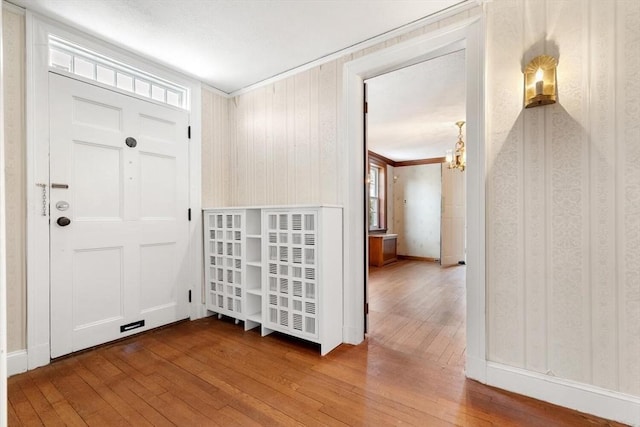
[50, 73, 189, 358]
[139, 114, 177, 142]
[72, 142, 123, 220]
[441, 166, 466, 266]
[72, 97, 122, 131]
[139, 242, 177, 312]
[139, 153, 177, 218]
[72, 247, 124, 329]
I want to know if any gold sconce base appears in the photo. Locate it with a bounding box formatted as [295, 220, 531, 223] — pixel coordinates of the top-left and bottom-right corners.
[525, 93, 556, 109]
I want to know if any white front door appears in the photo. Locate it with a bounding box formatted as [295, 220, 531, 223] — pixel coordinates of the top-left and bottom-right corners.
[49, 73, 190, 358]
[441, 166, 466, 266]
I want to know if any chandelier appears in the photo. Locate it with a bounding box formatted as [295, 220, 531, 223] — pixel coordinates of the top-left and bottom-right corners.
[445, 121, 466, 172]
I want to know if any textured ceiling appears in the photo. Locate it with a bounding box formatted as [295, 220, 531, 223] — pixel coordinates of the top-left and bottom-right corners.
[14, 0, 463, 93]
[366, 50, 466, 162]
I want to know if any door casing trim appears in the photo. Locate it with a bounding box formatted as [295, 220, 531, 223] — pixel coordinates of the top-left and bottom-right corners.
[25, 11, 204, 369]
[340, 15, 487, 382]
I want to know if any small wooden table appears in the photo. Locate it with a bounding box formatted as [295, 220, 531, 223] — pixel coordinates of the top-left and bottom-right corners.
[369, 234, 398, 267]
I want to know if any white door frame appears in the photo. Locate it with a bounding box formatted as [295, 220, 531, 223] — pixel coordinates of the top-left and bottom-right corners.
[25, 12, 204, 369]
[340, 15, 487, 382]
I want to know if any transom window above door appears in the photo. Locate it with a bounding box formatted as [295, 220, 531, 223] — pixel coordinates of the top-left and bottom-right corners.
[48, 35, 189, 110]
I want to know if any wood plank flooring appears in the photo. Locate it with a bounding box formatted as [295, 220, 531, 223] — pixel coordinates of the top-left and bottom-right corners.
[8, 260, 623, 426]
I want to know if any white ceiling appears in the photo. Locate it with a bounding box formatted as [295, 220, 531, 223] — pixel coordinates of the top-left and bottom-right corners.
[366, 50, 466, 162]
[13, 0, 463, 94]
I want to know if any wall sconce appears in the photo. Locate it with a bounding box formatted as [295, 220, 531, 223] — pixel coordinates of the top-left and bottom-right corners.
[524, 55, 557, 108]
[445, 121, 466, 172]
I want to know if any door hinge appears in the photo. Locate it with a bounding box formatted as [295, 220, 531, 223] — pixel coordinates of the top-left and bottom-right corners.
[187, 125, 191, 139]
[188, 208, 191, 221]
[364, 101, 368, 114]
[365, 302, 369, 315]
[188, 290, 192, 303]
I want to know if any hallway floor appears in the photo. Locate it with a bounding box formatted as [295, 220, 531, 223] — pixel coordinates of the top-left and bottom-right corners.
[7, 260, 622, 426]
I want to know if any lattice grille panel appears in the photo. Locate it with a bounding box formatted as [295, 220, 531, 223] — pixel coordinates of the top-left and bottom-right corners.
[204, 211, 245, 317]
[264, 210, 318, 339]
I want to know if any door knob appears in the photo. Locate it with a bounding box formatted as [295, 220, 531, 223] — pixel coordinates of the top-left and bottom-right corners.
[57, 217, 71, 227]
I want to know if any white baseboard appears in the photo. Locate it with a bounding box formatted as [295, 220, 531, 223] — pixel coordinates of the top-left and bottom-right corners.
[7, 350, 28, 376]
[485, 361, 640, 426]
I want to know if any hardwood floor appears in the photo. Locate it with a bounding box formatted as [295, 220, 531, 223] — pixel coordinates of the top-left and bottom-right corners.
[8, 260, 623, 426]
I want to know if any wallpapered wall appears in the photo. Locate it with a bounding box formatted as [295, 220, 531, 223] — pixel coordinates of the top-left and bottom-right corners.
[486, 0, 640, 395]
[3, 7, 26, 352]
[201, 7, 480, 208]
[392, 164, 441, 259]
[201, 88, 230, 208]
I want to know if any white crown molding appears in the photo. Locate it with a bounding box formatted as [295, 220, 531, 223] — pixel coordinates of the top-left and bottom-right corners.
[201, 82, 230, 98]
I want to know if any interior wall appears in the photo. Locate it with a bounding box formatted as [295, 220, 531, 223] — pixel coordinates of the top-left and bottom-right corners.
[392, 164, 441, 258]
[486, 0, 640, 396]
[214, 7, 481, 207]
[386, 164, 394, 233]
[2, 7, 26, 353]
[201, 87, 230, 208]
[1, 4, 7, 419]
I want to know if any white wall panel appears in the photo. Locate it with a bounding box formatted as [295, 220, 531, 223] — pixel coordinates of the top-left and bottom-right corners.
[253, 84, 267, 205]
[272, 80, 289, 204]
[522, 0, 548, 376]
[486, 0, 525, 368]
[547, 0, 590, 385]
[2, 8, 26, 353]
[224, 65, 342, 206]
[201, 87, 229, 207]
[617, 0, 640, 397]
[318, 61, 338, 204]
[487, 0, 640, 397]
[294, 71, 311, 204]
[589, 0, 617, 392]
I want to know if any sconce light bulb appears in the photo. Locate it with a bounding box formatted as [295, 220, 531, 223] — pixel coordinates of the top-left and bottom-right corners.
[535, 68, 544, 82]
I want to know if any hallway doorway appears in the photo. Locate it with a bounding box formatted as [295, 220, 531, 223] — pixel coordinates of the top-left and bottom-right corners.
[363, 50, 467, 345]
